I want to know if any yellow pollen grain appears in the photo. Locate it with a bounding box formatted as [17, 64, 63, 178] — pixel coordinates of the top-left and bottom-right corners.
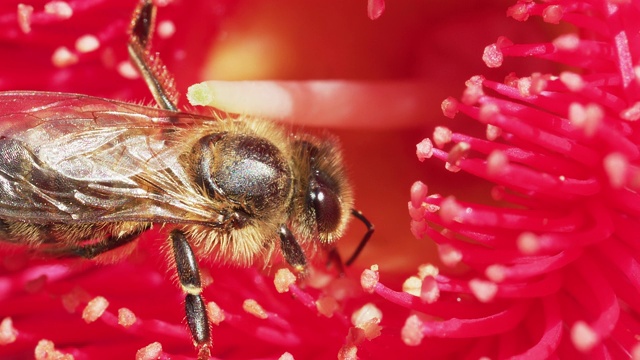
[51, 47, 78, 68]
[82, 296, 109, 323]
[278, 352, 295, 360]
[360, 265, 379, 294]
[402, 276, 422, 296]
[117, 61, 139, 79]
[243, 299, 268, 319]
[17, 4, 33, 34]
[117, 308, 137, 328]
[35, 339, 74, 360]
[417, 263, 439, 280]
[44, 1, 73, 19]
[135, 342, 163, 360]
[0, 317, 17, 345]
[337, 344, 358, 360]
[207, 301, 225, 325]
[75, 34, 100, 53]
[274, 268, 296, 293]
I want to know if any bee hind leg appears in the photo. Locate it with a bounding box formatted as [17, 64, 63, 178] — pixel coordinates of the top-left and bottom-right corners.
[54, 224, 151, 259]
[170, 229, 212, 358]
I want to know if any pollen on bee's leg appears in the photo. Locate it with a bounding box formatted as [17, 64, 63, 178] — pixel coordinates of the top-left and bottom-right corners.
[117, 307, 137, 328]
[82, 296, 109, 323]
[0, 317, 18, 345]
[34, 339, 73, 360]
[135, 342, 163, 360]
[242, 299, 268, 319]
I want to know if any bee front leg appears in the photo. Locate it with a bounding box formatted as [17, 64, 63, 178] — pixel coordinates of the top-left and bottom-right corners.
[170, 230, 211, 358]
[278, 225, 308, 276]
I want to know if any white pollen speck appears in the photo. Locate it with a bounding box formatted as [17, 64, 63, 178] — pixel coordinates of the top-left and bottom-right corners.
[0, 317, 17, 345]
[44, 1, 73, 19]
[571, 321, 599, 352]
[560, 71, 585, 92]
[469, 279, 498, 303]
[401, 315, 424, 346]
[17, 4, 33, 34]
[157, 20, 176, 39]
[118, 61, 140, 79]
[433, 126, 452, 148]
[75, 34, 100, 53]
[487, 150, 508, 176]
[438, 244, 462, 267]
[553, 34, 580, 50]
[486, 124, 502, 141]
[604, 153, 628, 189]
[51, 46, 78, 67]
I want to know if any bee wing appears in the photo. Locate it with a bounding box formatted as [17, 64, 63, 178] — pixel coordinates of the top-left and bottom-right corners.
[0, 91, 222, 225]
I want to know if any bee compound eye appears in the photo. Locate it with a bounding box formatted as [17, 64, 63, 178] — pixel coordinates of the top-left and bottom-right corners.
[309, 184, 341, 234]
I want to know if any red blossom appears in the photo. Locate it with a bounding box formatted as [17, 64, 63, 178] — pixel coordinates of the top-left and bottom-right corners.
[2, 0, 628, 359]
[403, 0, 640, 358]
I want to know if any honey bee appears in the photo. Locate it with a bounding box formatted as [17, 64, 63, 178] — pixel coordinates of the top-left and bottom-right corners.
[0, 0, 373, 357]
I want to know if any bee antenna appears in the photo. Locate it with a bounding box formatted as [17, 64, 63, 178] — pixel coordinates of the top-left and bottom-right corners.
[344, 209, 374, 266]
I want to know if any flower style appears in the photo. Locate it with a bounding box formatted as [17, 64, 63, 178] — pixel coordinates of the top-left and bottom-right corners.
[402, 0, 640, 358]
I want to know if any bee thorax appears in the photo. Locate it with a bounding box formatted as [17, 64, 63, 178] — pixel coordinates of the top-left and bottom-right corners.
[195, 133, 292, 218]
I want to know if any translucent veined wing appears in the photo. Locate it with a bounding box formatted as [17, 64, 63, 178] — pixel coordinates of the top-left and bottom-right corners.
[0, 91, 224, 225]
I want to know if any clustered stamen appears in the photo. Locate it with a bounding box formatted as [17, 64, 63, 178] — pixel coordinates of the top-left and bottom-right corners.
[397, 0, 640, 357]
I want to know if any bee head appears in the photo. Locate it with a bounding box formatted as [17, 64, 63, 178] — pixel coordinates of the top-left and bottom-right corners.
[289, 135, 354, 246]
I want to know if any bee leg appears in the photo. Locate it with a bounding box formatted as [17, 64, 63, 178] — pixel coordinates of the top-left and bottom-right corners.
[128, 0, 179, 111]
[278, 225, 308, 276]
[69, 224, 151, 259]
[326, 248, 347, 276]
[344, 209, 375, 266]
[170, 230, 212, 357]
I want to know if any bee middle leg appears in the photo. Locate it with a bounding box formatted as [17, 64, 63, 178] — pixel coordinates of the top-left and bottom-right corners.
[169, 229, 211, 357]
